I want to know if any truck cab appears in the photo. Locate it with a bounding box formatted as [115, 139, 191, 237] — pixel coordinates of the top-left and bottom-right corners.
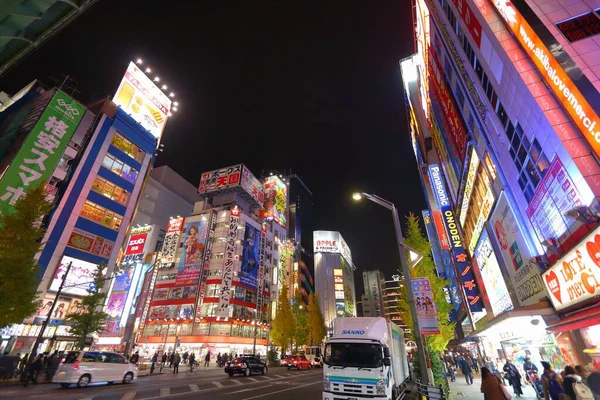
[322, 317, 408, 400]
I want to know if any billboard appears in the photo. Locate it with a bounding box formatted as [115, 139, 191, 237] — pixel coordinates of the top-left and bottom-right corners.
[240, 223, 261, 291]
[459, 149, 480, 227]
[66, 228, 115, 259]
[492, 0, 600, 158]
[113, 61, 172, 140]
[473, 229, 513, 317]
[216, 208, 240, 318]
[490, 192, 547, 306]
[197, 209, 217, 316]
[0, 90, 85, 215]
[412, 277, 441, 334]
[428, 164, 484, 312]
[176, 217, 208, 285]
[161, 217, 184, 264]
[125, 232, 148, 255]
[260, 176, 288, 227]
[542, 224, 600, 311]
[313, 231, 352, 263]
[198, 164, 264, 206]
[49, 256, 100, 297]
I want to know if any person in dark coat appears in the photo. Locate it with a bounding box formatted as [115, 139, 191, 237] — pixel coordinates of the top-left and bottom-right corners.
[169, 352, 175, 368]
[161, 353, 167, 367]
[503, 359, 524, 397]
[150, 352, 158, 374]
[189, 353, 196, 372]
[461, 357, 474, 385]
[173, 352, 181, 374]
[129, 351, 139, 364]
[23, 354, 43, 387]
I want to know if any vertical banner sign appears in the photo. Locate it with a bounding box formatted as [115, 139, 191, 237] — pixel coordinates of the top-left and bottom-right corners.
[422, 210, 445, 277]
[448, 0, 483, 47]
[137, 266, 158, 342]
[216, 208, 240, 318]
[176, 217, 208, 285]
[0, 90, 85, 215]
[412, 277, 441, 334]
[196, 209, 218, 321]
[490, 192, 547, 306]
[428, 164, 484, 312]
[256, 223, 267, 321]
[162, 217, 184, 265]
[240, 223, 261, 290]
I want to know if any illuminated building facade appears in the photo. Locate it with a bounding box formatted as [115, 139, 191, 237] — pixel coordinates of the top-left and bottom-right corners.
[402, 0, 600, 371]
[382, 277, 406, 328]
[313, 230, 357, 329]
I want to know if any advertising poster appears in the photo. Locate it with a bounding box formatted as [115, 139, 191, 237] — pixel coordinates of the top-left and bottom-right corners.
[241, 165, 265, 205]
[176, 218, 208, 284]
[473, 229, 513, 317]
[256, 223, 266, 321]
[542, 224, 600, 311]
[113, 61, 172, 139]
[490, 192, 547, 306]
[179, 304, 194, 319]
[412, 277, 441, 334]
[0, 90, 85, 215]
[125, 232, 148, 255]
[164, 305, 180, 319]
[240, 223, 261, 291]
[183, 286, 197, 299]
[260, 176, 288, 227]
[161, 217, 184, 265]
[106, 292, 128, 319]
[113, 267, 135, 292]
[198, 164, 242, 194]
[168, 287, 183, 300]
[149, 306, 166, 320]
[49, 256, 100, 297]
[216, 208, 240, 318]
[197, 209, 217, 315]
[153, 288, 169, 301]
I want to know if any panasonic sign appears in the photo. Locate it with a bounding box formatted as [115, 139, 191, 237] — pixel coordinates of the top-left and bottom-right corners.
[342, 330, 365, 335]
[428, 164, 449, 208]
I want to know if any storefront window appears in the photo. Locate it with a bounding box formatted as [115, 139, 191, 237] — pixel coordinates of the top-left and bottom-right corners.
[111, 133, 145, 163]
[91, 176, 130, 206]
[580, 325, 600, 371]
[206, 284, 220, 298]
[200, 303, 217, 317]
[179, 324, 192, 336]
[80, 201, 123, 230]
[211, 323, 231, 336]
[102, 154, 139, 184]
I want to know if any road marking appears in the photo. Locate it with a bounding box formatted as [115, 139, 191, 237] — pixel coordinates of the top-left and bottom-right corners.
[275, 374, 286, 378]
[212, 381, 223, 387]
[160, 387, 171, 396]
[78, 398, 94, 400]
[242, 380, 321, 400]
[261, 375, 273, 380]
[229, 385, 273, 394]
[247, 377, 259, 382]
[121, 393, 137, 400]
[230, 379, 242, 384]
[189, 384, 200, 392]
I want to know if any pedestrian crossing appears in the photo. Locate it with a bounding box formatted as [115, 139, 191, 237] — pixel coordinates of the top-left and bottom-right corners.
[72, 369, 321, 400]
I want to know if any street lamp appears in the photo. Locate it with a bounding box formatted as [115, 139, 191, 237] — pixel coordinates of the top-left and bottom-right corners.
[352, 192, 431, 384]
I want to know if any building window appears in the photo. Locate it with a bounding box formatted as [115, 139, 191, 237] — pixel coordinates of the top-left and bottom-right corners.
[80, 200, 123, 230]
[111, 133, 145, 163]
[102, 154, 138, 183]
[91, 176, 130, 206]
[556, 11, 600, 43]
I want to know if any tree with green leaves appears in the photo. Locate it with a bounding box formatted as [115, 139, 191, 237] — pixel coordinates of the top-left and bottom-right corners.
[292, 294, 309, 351]
[397, 213, 455, 391]
[0, 183, 53, 330]
[269, 284, 296, 356]
[307, 293, 327, 346]
[66, 263, 108, 350]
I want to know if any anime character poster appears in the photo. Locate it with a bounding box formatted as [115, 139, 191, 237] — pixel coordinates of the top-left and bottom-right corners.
[106, 292, 128, 319]
[113, 267, 135, 292]
[240, 223, 260, 291]
[179, 304, 194, 319]
[168, 287, 183, 300]
[164, 305, 180, 319]
[182, 286, 197, 299]
[153, 288, 169, 301]
[149, 306, 166, 319]
[176, 218, 208, 284]
[411, 277, 440, 334]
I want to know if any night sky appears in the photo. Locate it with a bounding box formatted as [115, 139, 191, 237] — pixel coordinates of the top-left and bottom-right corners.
[0, 0, 425, 296]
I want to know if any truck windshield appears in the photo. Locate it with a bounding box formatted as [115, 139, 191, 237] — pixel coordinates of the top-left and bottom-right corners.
[325, 343, 383, 368]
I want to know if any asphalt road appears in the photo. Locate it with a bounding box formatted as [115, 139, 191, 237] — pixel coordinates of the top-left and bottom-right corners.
[1, 366, 323, 400]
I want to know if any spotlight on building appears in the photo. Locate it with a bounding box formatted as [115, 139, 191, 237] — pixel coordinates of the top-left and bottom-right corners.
[136, 58, 143, 64]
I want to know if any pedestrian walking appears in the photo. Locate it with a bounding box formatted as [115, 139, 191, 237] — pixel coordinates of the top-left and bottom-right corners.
[471, 356, 480, 374]
[461, 356, 474, 385]
[129, 351, 140, 365]
[563, 365, 594, 400]
[217, 353, 222, 367]
[481, 367, 508, 400]
[161, 353, 167, 367]
[587, 372, 600, 400]
[23, 354, 43, 387]
[503, 360, 523, 397]
[204, 351, 211, 367]
[541, 361, 564, 400]
[169, 352, 174, 368]
[150, 352, 158, 374]
[445, 361, 456, 382]
[189, 353, 195, 372]
[173, 352, 180, 374]
[183, 351, 189, 365]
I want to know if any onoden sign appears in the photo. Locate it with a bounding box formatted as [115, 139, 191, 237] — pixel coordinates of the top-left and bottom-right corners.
[492, 1, 600, 157]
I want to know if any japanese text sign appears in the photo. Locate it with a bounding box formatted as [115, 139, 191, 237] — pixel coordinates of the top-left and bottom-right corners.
[216, 208, 240, 318]
[197, 209, 218, 319]
[125, 232, 148, 255]
[161, 217, 184, 265]
[199, 164, 242, 193]
[448, 0, 482, 47]
[0, 90, 85, 215]
[542, 224, 600, 311]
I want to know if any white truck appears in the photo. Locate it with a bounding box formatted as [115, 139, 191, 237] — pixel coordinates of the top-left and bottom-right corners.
[323, 317, 409, 400]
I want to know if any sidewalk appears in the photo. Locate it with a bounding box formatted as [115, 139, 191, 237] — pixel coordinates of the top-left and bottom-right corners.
[449, 372, 539, 399]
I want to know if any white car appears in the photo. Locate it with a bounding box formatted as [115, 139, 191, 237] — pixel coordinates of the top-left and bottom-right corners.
[52, 350, 138, 388]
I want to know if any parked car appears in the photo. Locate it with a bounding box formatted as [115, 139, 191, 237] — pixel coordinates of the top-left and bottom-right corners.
[287, 355, 312, 370]
[225, 356, 268, 377]
[52, 351, 137, 388]
[280, 356, 292, 367]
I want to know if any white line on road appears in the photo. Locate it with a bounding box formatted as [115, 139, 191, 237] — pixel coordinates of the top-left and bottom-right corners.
[230, 379, 242, 384]
[212, 381, 223, 387]
[189, 384, 200, 392]
[242, 380, 321, 400]
[78, 398, 94, 400]
[160, 387, 171, 396]
[260, 375, 274, 380]
[275, 374, 286, 378]
[121, 393, 137, 400]
[247, 377, 258, 382]
[229, 385, 273, 394]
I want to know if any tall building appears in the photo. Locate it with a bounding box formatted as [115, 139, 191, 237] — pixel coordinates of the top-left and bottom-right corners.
[313, 230, 356, 329]
[136, 164, 284, 358]
[403, 0, 600, 371]
[361, 270, 387, 318]
[0, 61, 174, 355]
[382, 277, 406, 328]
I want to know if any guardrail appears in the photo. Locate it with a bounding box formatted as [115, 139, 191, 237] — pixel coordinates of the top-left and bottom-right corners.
[415, 380, 446, 400]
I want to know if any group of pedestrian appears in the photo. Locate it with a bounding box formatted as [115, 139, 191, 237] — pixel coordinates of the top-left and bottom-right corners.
[3, 350, 66, 387]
